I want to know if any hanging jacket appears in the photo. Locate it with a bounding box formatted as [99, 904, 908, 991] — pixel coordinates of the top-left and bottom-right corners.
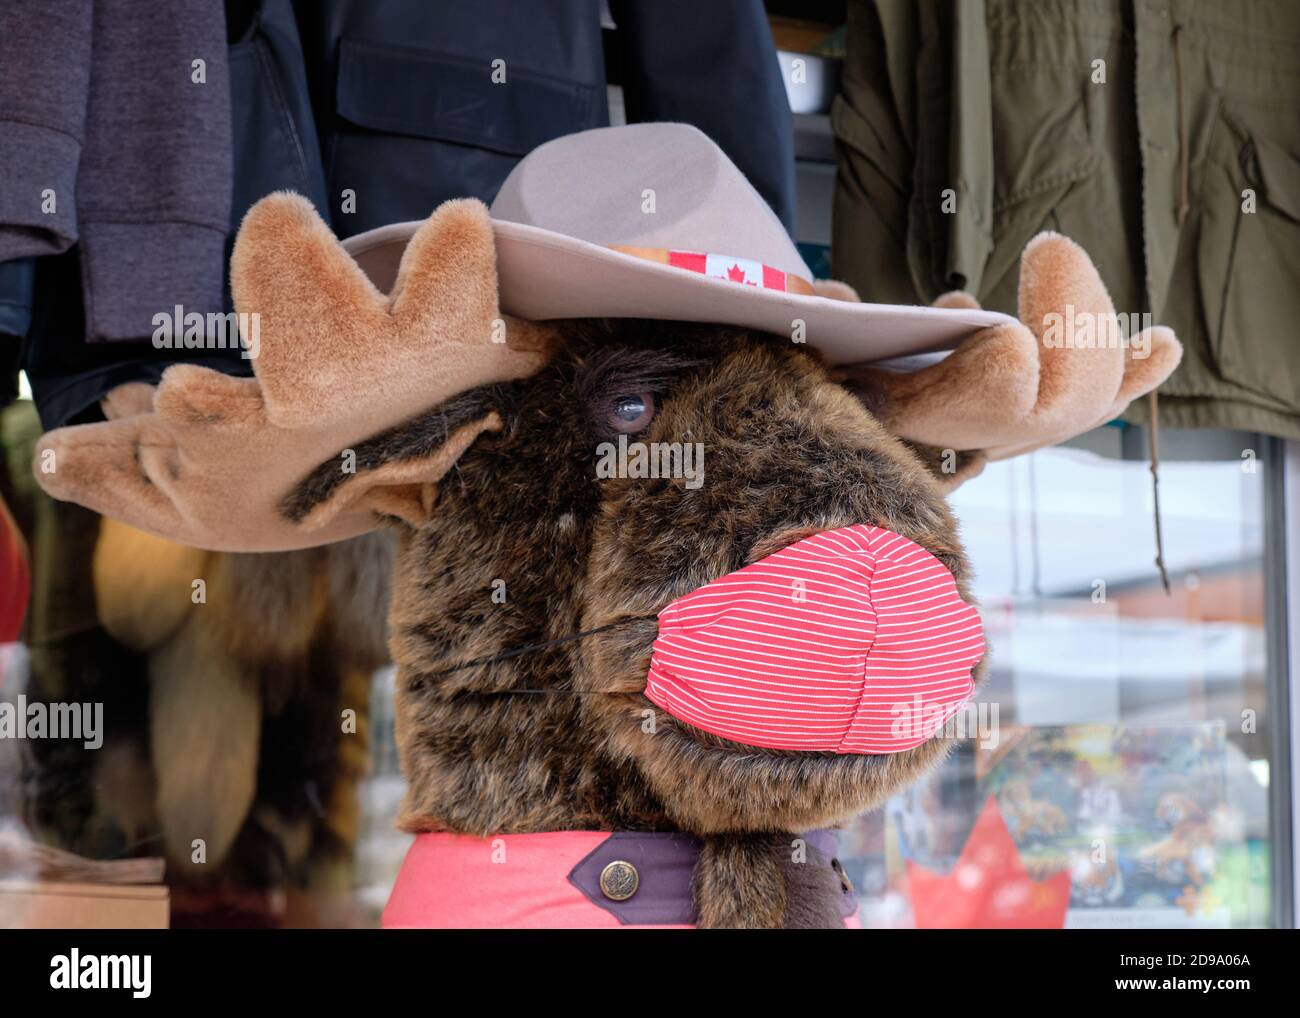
[0, 0, 236, 428]
[4, 0, 794, 430]
[831, 0, 1300, 438]
[0, 0, 233, 342]
[292, 0, 795, 238]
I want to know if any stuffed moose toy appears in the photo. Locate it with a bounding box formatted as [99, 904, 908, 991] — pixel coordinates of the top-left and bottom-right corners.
[33, 124, 1180, 928]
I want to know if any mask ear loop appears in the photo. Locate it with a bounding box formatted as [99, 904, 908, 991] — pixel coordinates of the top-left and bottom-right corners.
[428, 619, 639, 687]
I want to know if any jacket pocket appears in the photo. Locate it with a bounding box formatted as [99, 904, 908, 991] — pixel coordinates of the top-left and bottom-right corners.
[329, 38, 605, 232]
[336, 38, 604, 157]
[1197, 105, 1300, 406]
[985, 66, 1099, 296]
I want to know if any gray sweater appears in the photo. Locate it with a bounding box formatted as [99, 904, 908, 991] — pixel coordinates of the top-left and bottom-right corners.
[0, 0, 231, 342]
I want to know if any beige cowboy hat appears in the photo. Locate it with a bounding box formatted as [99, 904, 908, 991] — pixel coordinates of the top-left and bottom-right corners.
[345, 121, 1014, 363]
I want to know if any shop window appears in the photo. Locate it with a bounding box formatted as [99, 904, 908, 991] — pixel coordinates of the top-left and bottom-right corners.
[838, 427, 1281, 929]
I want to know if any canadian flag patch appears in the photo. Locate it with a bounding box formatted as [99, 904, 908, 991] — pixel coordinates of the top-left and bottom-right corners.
[667, 251, 789, 291]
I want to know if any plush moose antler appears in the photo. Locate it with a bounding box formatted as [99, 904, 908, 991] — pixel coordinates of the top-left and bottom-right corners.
[842, 232, 1182, 486]
[33, 194, 547, 552]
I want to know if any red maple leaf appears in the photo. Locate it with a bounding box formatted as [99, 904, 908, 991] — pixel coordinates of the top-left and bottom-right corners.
[726, 263, 752, 284]
[906, 795, 1071, 928]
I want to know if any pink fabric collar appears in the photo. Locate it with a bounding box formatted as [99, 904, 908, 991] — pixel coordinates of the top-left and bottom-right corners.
[382, 830, 859, 929]
[382, 832, 695, 929]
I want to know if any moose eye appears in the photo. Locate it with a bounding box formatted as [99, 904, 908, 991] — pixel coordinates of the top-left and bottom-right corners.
[607, 392, 656, 433]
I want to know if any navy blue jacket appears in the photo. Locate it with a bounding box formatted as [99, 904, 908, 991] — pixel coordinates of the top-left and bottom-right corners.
[5, 0, 794, 427]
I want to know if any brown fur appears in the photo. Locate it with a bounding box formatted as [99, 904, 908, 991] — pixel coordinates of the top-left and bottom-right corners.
[149, 612, 261, 870]
[288, 319, 985, 927]
[93, 517, 206, 651]
[693, 832, 847, 929]
[145, 537, 391, 877]
[85, 510, 392, 909]
[693, 835, 787, 929]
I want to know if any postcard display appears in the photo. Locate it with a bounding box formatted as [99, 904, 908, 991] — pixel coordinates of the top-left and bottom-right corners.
[838, 723, 1268, 928]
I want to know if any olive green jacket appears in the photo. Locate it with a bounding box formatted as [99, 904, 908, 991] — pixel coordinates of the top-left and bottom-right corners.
[832, 0, 1300, 438]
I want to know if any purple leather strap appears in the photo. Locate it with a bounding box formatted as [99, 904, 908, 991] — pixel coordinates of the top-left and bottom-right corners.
[567, 829, 855, 925]
[568, 832, 700, 925]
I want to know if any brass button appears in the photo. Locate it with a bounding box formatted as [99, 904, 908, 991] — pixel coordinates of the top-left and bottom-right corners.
[599, 860, 639, 901]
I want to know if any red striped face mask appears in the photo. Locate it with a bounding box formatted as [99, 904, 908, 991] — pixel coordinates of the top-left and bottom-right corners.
[644, 524, 985, 754]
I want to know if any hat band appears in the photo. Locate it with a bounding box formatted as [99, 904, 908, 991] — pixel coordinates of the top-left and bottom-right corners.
[610, 245, 815, 296]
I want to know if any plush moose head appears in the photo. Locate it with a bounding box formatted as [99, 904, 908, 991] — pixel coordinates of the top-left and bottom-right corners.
[34, 125, 1180, 928]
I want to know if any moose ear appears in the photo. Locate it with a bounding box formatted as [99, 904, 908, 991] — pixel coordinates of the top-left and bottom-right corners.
[812, 278, 861, 303]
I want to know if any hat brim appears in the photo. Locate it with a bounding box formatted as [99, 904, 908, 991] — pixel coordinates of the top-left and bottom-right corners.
[344, 219, 1016, 367]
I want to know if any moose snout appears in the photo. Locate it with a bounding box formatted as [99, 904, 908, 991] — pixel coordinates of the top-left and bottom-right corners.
[644, 524, 984, 755]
